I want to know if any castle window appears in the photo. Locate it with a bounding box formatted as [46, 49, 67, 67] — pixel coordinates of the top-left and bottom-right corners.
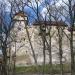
[23, 38, 25, 41]
[18, 27, 21, 31]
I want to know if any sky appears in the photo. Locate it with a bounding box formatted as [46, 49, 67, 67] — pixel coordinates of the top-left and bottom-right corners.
[0, 49, 2, 54]
[0, 0, 74, 26]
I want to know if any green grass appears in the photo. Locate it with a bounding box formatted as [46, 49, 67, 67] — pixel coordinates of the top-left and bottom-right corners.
[15, 64, 71, 74]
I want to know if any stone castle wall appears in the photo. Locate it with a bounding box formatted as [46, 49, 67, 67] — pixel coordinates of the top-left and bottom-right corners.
[10, 20, 72, 66]
[9, 13, 73, 66]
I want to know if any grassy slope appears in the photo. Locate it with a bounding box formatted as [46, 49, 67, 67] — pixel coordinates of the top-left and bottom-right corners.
[16, 64, 71, 74]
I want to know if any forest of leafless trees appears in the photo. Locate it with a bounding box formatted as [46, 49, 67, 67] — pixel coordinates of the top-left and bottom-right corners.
[0, 0, 75, 75]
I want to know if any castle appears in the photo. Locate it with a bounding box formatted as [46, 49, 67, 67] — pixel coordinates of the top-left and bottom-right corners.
[9, 12, 74, 66]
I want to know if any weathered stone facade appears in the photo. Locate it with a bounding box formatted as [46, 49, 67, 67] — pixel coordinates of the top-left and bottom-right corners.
[10, 12, 73, 66]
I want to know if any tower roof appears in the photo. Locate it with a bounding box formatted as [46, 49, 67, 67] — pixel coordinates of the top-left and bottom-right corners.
[13, 11, 27, 21]
[15, 11, 27, 17]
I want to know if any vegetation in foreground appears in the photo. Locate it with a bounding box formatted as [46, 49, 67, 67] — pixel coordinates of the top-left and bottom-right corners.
[16, 64, 71, 74]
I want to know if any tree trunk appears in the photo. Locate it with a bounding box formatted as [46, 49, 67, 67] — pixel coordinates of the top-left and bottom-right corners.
[48, 27, 53, 75]
[13, 41, 16, 75]
[2, 43, 7, 75]
[58, 27, 63, 75]
[41, 31, 46, 75]
[70, 28, 75, 75]
[68, 0, 75, 75]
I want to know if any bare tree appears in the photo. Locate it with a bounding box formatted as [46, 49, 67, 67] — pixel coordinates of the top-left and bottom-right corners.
[0, 0, 75, 75]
